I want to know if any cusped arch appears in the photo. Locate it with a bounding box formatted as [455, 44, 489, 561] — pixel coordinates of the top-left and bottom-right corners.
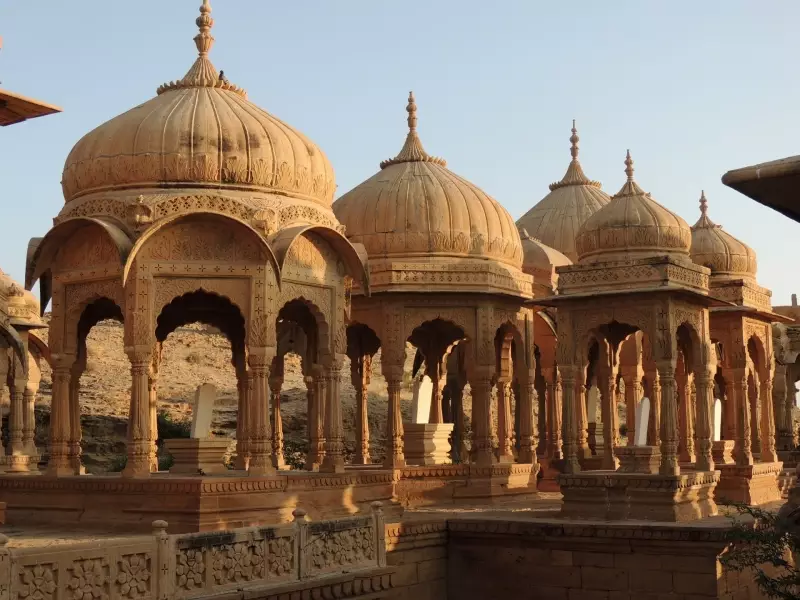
[271, 225, 369, 294]
[26, 217, 132, 311]
[277, 295, 332, 360]
[122, 212, 281, 287]
[28, 331, 52, 369]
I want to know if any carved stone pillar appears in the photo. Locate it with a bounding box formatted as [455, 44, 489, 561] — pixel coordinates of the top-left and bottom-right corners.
[496, 380, 515, 463]
[695, 368, 715, 472]
[621, 367, 642, 447]
[450, 380, 466, 463]
[384, 364, 405, 469]
[22, 384, 38, 457]
[774, 362, 794, 450]
[677, 369, 694, 463]
[656, 359, 680, 476]
[353, 355, 371, 465]
[123, 351, 153, 478]
[269, 373, 285, 470]
[645, 368, 661, 447]
[760, 375, 777, 463]
[749, 372, 761, 454]
[469, 366, 495, 468]
[576, 367, 591, 458]
[247, 351, 275, 476]
[725, 368, 753, 466]
[7, 377, 26, 472]
[321, 360, 345, 473]
[305, 367, 327, 470]
[543, 367, 563, 460]
[561, 365, 580, 474]
[46, 357, 73, 477]
[66, 357, 85, 474]
[428, 357, 444, 425]
[517, 374, 537, 464]
[234, 358, 250, 470]
[147, 348, 161, 473]
[597, 369, 618, 470]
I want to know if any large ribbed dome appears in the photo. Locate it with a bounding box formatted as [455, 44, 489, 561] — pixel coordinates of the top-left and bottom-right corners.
[576, 152, 692, 264]
[690, 191, 757, 279]
[516, 122, 611, 262]
[61, 1, 335, 207]
[333, 93, 522, 268]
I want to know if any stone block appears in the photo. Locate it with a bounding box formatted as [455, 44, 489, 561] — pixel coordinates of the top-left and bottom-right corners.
[569, 590, 608, 600]
[164, 438, 231, 475]
[574, 551, 614, 568]
[390, 562, 418, 588]
[416, 558, 446, 582]
[551, 549, 573, 566]
[615, 445, 661, 474]
[672, 571, 717, 596]
[535, 587, 569, 600]
[403, 423, 454, 466]
[530, 565, 582, 589]
[581, 566, 628, 591]
[629, 569, 673, 592]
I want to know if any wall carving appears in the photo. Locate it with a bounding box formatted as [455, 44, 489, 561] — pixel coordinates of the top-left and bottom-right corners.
[56, 230, 122, 273]
[65, 279, 124, 316]
[152, 277, 250, 321]
[141, 222, 265, 264]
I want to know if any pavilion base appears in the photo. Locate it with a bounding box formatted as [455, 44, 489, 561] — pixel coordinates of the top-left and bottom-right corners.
[714, 461, 783, 505]
[0, 469, 400, 534]
[537, 456, 562, 492]
[393, 463, 539, 508]
[403, 423, 454, 466]
[558, 470, 719, 522]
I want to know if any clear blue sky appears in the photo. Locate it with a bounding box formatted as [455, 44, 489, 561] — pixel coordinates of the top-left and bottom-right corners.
[2, 1, 800, 306]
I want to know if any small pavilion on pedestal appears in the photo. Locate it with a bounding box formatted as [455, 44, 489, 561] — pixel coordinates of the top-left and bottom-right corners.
[537, 152, 722, 522]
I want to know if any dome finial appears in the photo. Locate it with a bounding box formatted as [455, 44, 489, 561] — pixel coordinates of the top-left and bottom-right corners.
[699, 190, 708, 216]
[570, 119, 579, 161]
[407, 91, 418, 133]
[194, 0, 215, 57]
[691, 189, 719, 229]
[624, 150, 635, 182]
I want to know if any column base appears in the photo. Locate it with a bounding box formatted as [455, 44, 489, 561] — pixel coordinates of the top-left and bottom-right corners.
[404, 423, 454, 466]
[537, 456, 563, 492]
[164, 438, 232, 476]
[558, 470, 719, 522]
[712, 440, 735, 465]
[715, 461, 784, 505]
[615, 446, 660, 474]
[383, 455, 406, 469]
[6, 454, 37, 474]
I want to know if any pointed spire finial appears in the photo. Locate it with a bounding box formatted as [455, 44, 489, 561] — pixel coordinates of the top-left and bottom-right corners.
[624, 149, 634, 182]
[407, 91, 417, 133]
[570, 119, 579, 161]
[699, 190, 708, 216]
[194, 0, 215, 57]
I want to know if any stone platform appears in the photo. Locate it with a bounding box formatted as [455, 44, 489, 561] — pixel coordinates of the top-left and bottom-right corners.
[0, 469, 399, 534]
[715, 461, 783, 505]
[558, 470, 720, 522]
[393, 463, 539, 508]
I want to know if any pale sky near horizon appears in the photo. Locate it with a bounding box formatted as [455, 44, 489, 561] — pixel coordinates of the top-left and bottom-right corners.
[2, 1, 800, 307]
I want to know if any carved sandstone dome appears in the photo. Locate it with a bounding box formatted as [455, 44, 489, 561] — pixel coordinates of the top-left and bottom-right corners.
[575, 151, 692, 264]
[515, 122, 611, 262]
[690, 191, 757, 280]
[520, 229, 571, 295]
[333, 93, 522, 268]
[61, 1, 334, 208]
[0, 269, 43, 328]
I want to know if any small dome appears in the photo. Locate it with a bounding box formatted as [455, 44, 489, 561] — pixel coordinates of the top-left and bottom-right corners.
[520, 229, 572, 295]
[690, 191, 757, 279]
[576, 151, 692, 263]
[0, 269, 43, 328]
[61, 1, 334, 207]
[516, 122, 611, 262]
[334, 93, 522, 268]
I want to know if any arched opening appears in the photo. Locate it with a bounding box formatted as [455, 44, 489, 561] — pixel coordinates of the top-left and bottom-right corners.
[344, 323, 381, 465]
[153, 290, 246, 473]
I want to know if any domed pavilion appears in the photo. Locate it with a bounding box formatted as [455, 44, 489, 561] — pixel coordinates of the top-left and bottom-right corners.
[537, 151, 723, 522]
[690, 191, 788, 504]
[334, 92, 538, 495]
[25, 0, 370, 484]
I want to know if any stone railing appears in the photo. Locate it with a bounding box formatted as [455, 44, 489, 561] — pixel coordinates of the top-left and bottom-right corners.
[1, 503, 386, 600]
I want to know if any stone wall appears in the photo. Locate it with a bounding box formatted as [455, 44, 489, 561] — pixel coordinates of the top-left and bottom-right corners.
[446, 518, 771, 600]
[384, 519, 448, 600]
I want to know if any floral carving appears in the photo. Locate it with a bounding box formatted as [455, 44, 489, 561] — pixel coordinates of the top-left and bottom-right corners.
[176, 548, 205, 591]
[56, 230, 121, 272]
[19, 564, 57, 600]
[67, 558, 109, 600]
[308, 527, 375, 573]
[65, 280, 124, 317]
[116, 554, 150, 599]
[266, 537, 294, 577]
[210, 542, 265, 585]
[152, 277, 249, 319]
[141, 222, 264, 264]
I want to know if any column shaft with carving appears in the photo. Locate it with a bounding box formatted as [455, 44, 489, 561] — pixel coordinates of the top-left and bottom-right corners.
[517, 373, 537, 463]
[123, 351, 153, 478]
[22, 378, 39, 458]
[543, 367, 563, 459]
[46, 357, 73, 476]
[7, 376, 26, 472]
[305, 369, 326, 470]
[760, 375, 777, 463]
[621, 366, 642, 447]
[496, 380, 515, 463]
[383, 363, 406, 469]
[269, 371, 286, 470]
[561, 366, 580, 473]
[67, 360, 85, 474]
[676, 368, 694, 463]
[353, 355, 372, 465]
[247, 351, 275, 476]
[234, 358, 250, 470]
[695, 366, 716, 472]
[773, 362, 794, 449]
[644, 369, 661, 447]
[321, 360, 345, 473]
[657, 359, 680, 476]
[750, 372, 761, 454]
[597, 369, 618, 470]
[577, 364, 591, 458]
[470, 366, 495, 468]
[147, 346, 161, 473]
[725, 368, 753, 466]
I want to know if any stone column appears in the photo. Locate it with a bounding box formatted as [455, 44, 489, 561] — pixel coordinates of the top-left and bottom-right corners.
[750, 372, 761, 454]
[677, 369, 694, 463]
[722, 379, 736, 442]
[321, 360, 345, 473]
[726, 368, 753, 466]
[353, 355, 371, 465]
[7, 376, 26, 472]
[645, 368, 661, 447]
[269, 373, 286, 470]
[469, 366, 495, 468]
[247, 351, 275, 476]
[428, 358, 444, 425]
[67, 361, 85, 475]
[450, 380, 466, 463]
[621, 367, 642, 447]
[234, 359, 250, 470]
[576, 366, 591, 458]
[657, 359, 680, 476]
[22, 384, 38, 458]
[147, 348, 161, 473]
[760, 374, 778, 463]
[543, 368, 563, 460]
[123, 351, 152, 478]
[537, 378, 548, 456]
[774, 362, 794, 450]
[517, 375, 537, 464]
[597, 369, 618, 469]
[561, 365, 580, 474]
[496, 380, 515, 463]
[695, 368, 716, 472]
[46, 356, 73, 477]
[383, 364, 405, 469]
